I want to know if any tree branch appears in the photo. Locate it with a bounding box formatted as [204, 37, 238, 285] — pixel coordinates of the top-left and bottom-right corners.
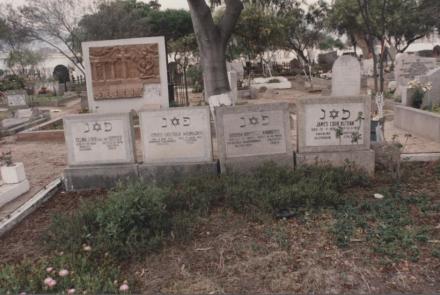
[219, 0, 244, 42]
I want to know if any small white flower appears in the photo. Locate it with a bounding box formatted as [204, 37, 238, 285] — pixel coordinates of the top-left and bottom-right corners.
[48, 279, 57, 288]
[43, 277, 53, 285]
[82, 245, 92, 252]
[59, 269, 69, 277]
[119, 283, 129, 292]
[67, 288, 76, 294]
[46, 267, 54, 273]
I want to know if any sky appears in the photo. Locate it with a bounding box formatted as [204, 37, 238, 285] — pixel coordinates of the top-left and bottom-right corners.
[1, 0, 189, 9]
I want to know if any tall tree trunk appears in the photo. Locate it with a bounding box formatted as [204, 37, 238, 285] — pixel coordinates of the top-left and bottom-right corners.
[187, 0, 243, 99]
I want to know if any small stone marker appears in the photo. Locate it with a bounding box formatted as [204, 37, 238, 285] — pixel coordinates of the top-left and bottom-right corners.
[139, 107, 212, 163]
[63, 113, 136, 166]
[82, 36, 169, 114]
[331, 56, 361, 96]
[215, 102, 293, 173]
[296, 96, 374, 174]
[228, 71, 238, 106]
[6, 91, 27, 108]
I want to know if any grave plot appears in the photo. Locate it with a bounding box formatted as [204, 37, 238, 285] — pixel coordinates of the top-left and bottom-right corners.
[297, 96, 375, 174]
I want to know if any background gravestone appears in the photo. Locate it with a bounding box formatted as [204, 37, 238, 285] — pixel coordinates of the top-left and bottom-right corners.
[394, 54, 439, 86]
[82, 36, 169, 113]
[6, 91, 27, 108]
[331, 56, 361, 96]
[63, 112, 137, 191]
[215, 102, 293, 174]
[296, 96, 374, 174]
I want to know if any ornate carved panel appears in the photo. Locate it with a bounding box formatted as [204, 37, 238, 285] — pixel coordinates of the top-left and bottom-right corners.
[89, 44, 160, 100]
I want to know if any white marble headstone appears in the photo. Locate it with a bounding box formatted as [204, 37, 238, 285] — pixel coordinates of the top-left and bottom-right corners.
[332, 56, 361, 96]
[139, 107, 212, 163]
[63, 113, 135, 166]
[298, 96, 371, 153]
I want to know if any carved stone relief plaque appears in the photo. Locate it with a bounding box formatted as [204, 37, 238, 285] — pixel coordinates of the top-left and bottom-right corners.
[89, 44, 160, 100]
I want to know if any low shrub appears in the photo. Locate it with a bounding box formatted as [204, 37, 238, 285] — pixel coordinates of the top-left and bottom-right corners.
[45, 162, 370, 261]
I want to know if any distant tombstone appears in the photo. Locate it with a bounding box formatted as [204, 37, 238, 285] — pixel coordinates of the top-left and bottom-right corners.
[53, 65, 70, 84]
[215, 102, 294, 173]
[331, 56, 361, 96]
[227, 61, 245, 81]
[228, 70, 238, 105]
[82, 37, 169, 113]
[394, 54, 439, 86]
[139, 107, 212, 164]
[296, 96, 374, 174]
[6, 91, 27, 108]
[434, 45, 440, 58]
[63, 113, 136, 166]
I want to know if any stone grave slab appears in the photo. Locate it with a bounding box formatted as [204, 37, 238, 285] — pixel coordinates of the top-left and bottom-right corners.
[63, 113, 136, 166]
[6, 91, 27, 108]
[395, 54, 439, 86]
[215, 102, 294, 173]
[419, 67, 440, 106]
[138, 106, 218, 182]
[82, 37, 169, 114]
[296, 96, 374, 174]
[331, 56, 361, 96]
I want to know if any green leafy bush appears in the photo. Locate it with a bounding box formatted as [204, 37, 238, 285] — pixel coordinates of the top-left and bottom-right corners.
[45, 162, 370, 260]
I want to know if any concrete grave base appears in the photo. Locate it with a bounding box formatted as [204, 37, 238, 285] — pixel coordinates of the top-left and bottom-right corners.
[221, 154, 294, 175]
[138, 161, 219, 184]
[394, 104, 440, 142]
[64, 164, 138, 191]
[0, 179, 30, 208]
[296, 149, 375, 175]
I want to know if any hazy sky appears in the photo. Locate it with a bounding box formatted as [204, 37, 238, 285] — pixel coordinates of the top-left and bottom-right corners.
[1, 0, 189, 9]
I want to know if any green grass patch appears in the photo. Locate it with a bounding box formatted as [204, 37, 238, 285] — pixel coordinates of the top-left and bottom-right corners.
[332, 188, 438, 262]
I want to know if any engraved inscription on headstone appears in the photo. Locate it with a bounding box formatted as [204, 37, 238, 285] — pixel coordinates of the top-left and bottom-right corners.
[223, 110, 287, 157]
[297, 96, 371, 153]
[304, 103, 365, 147]
[395, 54, 439, 85]
[139, 107, 212, 163]
[64, 113, 135, 166]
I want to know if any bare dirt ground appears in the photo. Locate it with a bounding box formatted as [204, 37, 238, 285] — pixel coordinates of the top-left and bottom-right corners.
[1, 163, 440, 294]
[0, 99, 81, 220]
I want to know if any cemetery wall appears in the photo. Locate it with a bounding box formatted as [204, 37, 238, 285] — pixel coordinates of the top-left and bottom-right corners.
[394, 104, 440, 142]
